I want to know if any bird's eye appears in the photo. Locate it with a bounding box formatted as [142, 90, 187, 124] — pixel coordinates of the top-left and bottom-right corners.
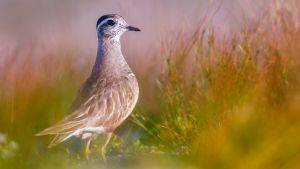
[107, 20, 115, 26]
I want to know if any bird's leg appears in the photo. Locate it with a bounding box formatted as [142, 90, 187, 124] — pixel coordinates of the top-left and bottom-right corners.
[84, 138, 92, 160]
[100, 133, 112, 162]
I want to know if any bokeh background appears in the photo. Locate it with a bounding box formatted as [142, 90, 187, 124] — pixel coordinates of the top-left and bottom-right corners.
[0, 0, 300, 169]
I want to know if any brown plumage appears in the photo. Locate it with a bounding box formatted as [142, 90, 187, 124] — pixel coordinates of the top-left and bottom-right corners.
[36, 14, 140, 159]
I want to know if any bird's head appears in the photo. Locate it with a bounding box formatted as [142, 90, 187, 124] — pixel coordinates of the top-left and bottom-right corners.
[96, 14, 140, 40]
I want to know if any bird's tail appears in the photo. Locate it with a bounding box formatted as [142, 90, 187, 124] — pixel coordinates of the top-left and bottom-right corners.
[36, 120, 85, 148]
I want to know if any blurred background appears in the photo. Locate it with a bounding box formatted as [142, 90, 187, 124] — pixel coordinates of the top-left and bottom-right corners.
[0, 0, 272, 74]
[0, 0, 277, 113]
[0, 0, 300, 169]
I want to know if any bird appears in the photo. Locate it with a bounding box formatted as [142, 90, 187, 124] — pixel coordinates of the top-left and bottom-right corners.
[36, 14, 140, 161]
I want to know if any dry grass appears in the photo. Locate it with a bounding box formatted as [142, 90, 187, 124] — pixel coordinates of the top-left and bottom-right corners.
[135, 2, 300, 168]
[0, 1, 300, 169]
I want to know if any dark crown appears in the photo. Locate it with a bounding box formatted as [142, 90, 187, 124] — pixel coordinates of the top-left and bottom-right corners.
[96, 14, 119, 29]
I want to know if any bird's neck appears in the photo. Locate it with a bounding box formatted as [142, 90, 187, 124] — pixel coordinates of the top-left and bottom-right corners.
[92, 37, 130, 77]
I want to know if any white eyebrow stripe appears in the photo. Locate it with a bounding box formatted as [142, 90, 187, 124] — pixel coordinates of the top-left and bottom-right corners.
[97, 18, 113, 28]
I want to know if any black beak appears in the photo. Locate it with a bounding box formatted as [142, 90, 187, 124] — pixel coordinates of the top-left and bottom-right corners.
[126, 26, 141, 32]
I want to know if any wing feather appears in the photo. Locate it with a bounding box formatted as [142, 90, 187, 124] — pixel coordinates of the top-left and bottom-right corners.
[36, 75, 138, 147]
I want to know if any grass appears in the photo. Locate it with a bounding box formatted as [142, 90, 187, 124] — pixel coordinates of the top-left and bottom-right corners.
[1, 1, 300, 169]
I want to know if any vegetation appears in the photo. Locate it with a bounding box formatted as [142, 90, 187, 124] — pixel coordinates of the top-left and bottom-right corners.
[0, 1, 300, 169]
